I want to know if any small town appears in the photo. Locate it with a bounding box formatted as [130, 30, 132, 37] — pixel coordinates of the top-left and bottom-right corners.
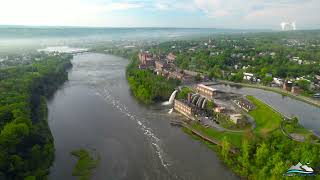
[1, 2, 320, 178]
[132, 45, 320, 152]
[138, 50, 255, 128]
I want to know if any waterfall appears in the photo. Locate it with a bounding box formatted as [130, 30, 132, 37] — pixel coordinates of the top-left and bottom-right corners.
[197, 97, 205, 108]
[168, 108, 173, 114]
[168, 90, 178, 104]
[202, 99, 207, 109]
[196, 97, 201, 107]
[192, 94, 200, 105]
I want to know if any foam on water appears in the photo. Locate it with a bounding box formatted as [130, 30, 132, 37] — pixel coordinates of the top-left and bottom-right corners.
[161, 101, 171, 106]
[95, 86, 170, 169]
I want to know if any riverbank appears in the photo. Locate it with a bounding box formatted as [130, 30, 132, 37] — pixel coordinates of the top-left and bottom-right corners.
[49, 53, 238, 180]
[0, 54, 72, 179]
[178, 93, 320, 179]
[119, 52, 320, 179]
[126, 58, 180, 104]
[218, 80, 320, 108]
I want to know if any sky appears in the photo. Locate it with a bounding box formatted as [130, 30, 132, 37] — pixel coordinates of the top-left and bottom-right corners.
[0, 0, 319, 29]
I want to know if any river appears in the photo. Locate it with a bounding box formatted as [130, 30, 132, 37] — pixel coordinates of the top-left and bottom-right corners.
[48, 53, 237, 180]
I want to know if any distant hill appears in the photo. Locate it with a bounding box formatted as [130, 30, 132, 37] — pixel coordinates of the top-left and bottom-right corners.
[0, 26, 272, 39]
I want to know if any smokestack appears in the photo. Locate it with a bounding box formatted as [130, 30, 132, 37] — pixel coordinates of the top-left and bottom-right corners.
[292, 22, 296, 30]
[281, 21, 296, 31]
[281, 22, 285, 30]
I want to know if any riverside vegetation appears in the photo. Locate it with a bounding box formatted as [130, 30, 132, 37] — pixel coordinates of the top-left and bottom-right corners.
[126, 55, 180, 104]
[71, 149, 100, 180]
[0, 54, 72, 179]
[124, 53, 320, 179]
[186, 95, 320, 179]
[106, 31, 320, 179]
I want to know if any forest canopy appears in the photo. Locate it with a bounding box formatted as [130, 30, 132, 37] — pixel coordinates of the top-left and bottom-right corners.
[0, 54, 72, 179]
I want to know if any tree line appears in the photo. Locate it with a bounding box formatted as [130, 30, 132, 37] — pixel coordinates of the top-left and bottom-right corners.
[0, 54, 72, 179]
[126, 56, 180, 104]
[220, 130, 320, 179]
[106, 47, 181, 104]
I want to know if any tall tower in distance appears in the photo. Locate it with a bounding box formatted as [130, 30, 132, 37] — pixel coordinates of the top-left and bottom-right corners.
[281, 22, 297, 31]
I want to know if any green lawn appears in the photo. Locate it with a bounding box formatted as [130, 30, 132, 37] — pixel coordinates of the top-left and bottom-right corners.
[246, 96, 283, 135]
[190, 123, 243, 148]
[71, 149, 100, 180]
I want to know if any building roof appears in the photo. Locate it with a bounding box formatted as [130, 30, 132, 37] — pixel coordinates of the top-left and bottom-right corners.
[197, 84, 217, 92]
[230, 114, 242, 118]
[155, 60, 167, 65]
[244, 73, 254, 76]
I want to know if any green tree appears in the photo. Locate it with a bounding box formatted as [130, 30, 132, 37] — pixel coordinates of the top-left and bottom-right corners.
[255, 143, 269, 167]
[221, 137, 231, 162]
[262, 76, 273, 85]
[230, 72, 243, 83]
[297, 79, 311, 91]
[176, 87, 192, 100]
[238, 139, 251, 176]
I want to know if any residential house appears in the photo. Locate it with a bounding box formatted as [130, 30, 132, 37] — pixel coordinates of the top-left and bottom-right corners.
[283, 80, 293, 91]
[273, 77, 284, 86]
[243, 73, 255, 81]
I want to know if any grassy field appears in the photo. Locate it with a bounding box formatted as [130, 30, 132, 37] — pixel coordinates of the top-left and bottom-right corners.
[71, 149, 100, 180]
[190, 123, 243, 147]
[246, 96, 283, 135]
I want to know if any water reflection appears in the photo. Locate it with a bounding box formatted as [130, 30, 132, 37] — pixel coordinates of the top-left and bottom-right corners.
[48, 53, 237, 180]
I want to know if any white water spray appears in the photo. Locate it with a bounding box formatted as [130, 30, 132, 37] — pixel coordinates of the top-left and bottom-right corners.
[162, 90, 178, 106]
[168, 90, 178, 104]
[96, 87, 170, 169]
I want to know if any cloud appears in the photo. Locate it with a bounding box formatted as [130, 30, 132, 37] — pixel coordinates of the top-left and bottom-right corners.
[0, 0, 318, 28]
[192, 0, 320, 29]
[243, 0, 320, 29]
[152, 0, 196, 11]
[194, 0, 246, 17]
[102, 2, 143, 11]
[0, 0, 143, 26]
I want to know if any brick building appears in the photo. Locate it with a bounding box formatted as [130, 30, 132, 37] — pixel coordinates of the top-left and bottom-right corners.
[168, 71, 184, 80]
[174, 100, 195, 117]
[155, 60, 169, 71]
[138, 52, 155, 67]
[195, 84, 217, 99]
[167, 53, 176, 63]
